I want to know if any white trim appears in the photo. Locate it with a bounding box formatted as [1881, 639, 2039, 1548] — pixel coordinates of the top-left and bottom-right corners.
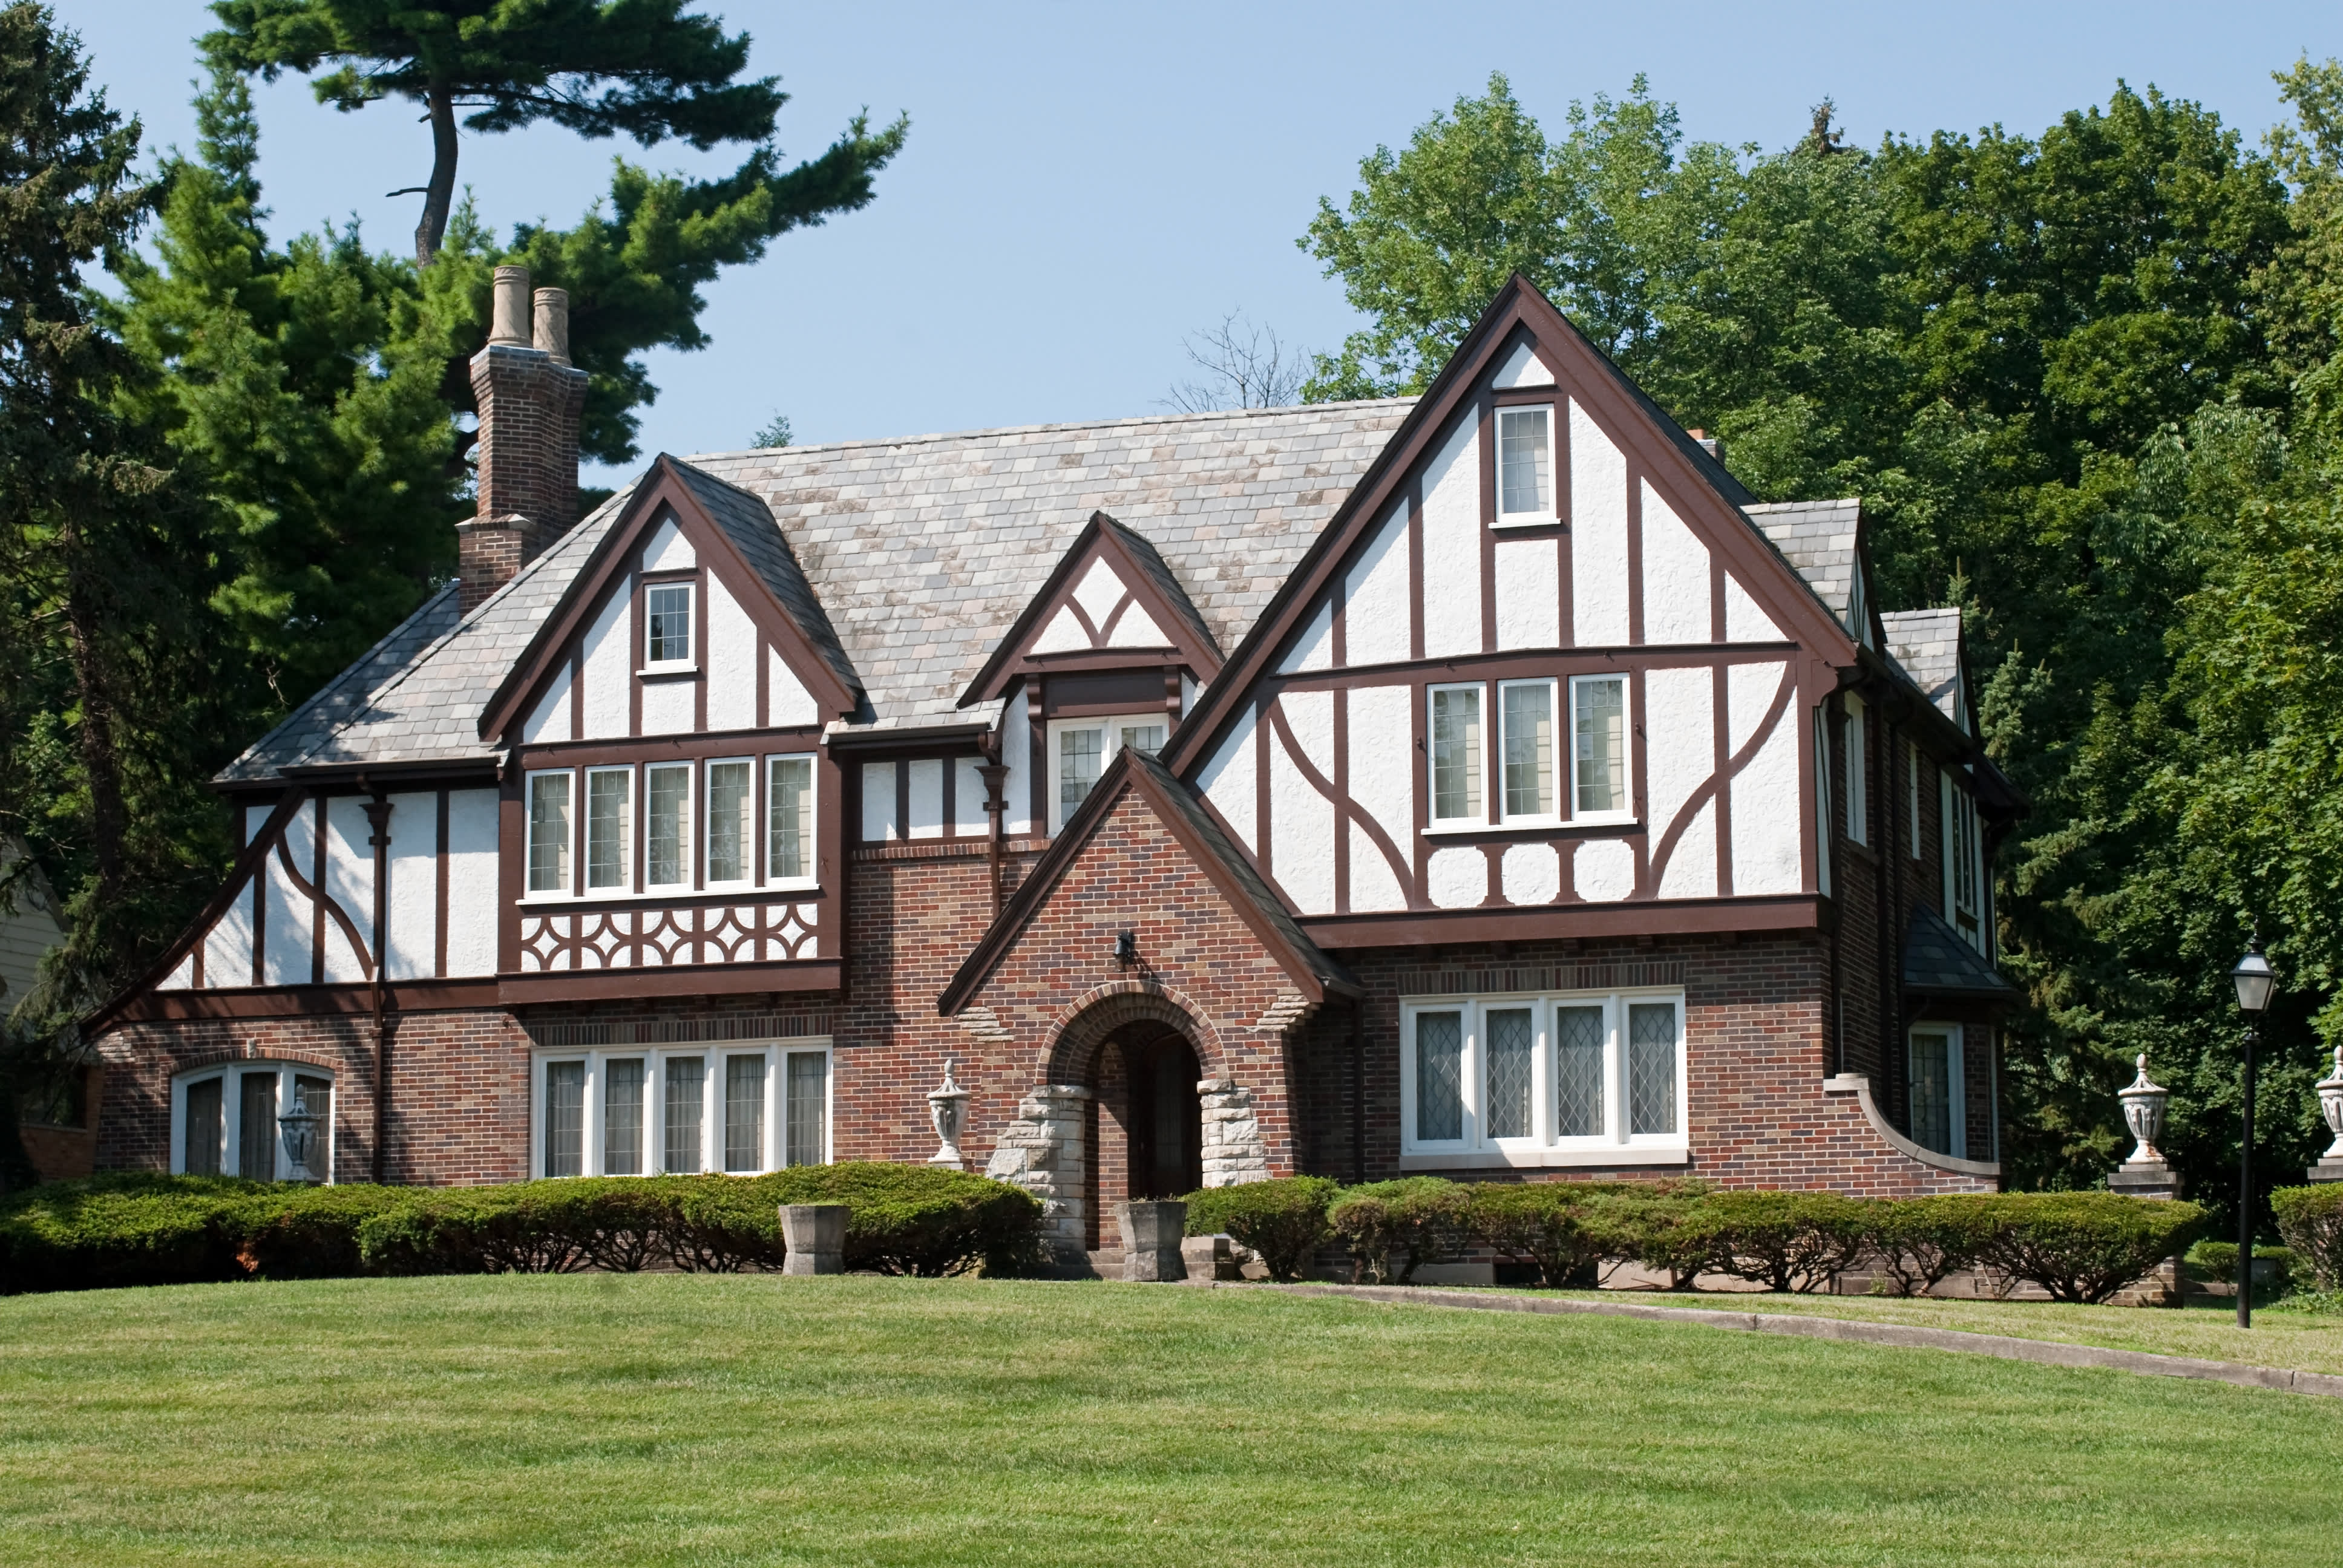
[1813, 710, 1834, 897]
[528, 1039, 833, 1179]
[1907, 1022, 1968, 1160]
[169, 1061, 336, 1182]
[1496, 678, 1561, 826]
[1401, 988, 1688, 1159]
[1046, 711, 1168, 833]
[1844, 694, 1868, 846]
[1426, 681, 1486, 826]
[642, 580, 695, 671]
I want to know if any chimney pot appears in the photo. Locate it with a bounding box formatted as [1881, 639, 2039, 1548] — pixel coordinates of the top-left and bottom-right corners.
[532, 287, 571, 365]
[489, 265, 532, 347]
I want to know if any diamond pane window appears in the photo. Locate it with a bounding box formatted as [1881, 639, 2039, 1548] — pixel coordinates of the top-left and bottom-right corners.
[1628, 1003, 1678, 1136]
[646, 764, 690, 888]
[1502, 683, 1553, 818]
[586, 769, 630, 890]
[723, 1054, 766, 1173]
[527, 771, 572, 893]
[543, 1060, 584, 1178]
[1485, 1008, 1534, 1138]
[768, 756, 813, 881]
[707, 761, 752, 883]
[603, 1058, 644, 1175]
[664, 1056, 705, 1173]
[786, 1051, 827, 1166]
[1556, 1005, 1606, 1138]
[1431, 687, 1482, 822]
[1574, 677, 1627, 815]
[1415, 1011, 1464, 1142]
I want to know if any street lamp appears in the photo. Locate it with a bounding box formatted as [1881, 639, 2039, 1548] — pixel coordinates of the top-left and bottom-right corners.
[2229, 937, 2276, 1328]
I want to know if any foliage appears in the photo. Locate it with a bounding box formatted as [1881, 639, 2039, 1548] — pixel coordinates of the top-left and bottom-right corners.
[2270, 1183, 2343, 1289]
[1180, 1175, 1336, 1282]
[1465, 1181, 1611, 1287]
[1864, 1194, 2000, 1297]
[1580, 1180, 1716, 1289]
[1696, 1191, 1875, 1294]
[1327, 1177, 1472, 1284]
[1972, 1192, 2207, 1304]
[1, 1165, 1045, 1293]
[751, 413, 792, 448]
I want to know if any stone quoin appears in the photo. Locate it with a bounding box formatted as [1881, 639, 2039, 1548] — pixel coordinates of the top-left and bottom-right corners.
[90, 276, 2023, 1254]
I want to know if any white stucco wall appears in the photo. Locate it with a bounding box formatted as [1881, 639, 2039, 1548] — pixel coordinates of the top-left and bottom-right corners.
[1640, 482, 1712, 645]
[384, 789, 439, 981]
[1345, 684, 1412, 912]
[1269, 692, 1335, 915]
[1570, 400, 1629, 646]
[1344, 498, 1412, 668]
[1198, 708, 1258, 856]
[705, 573, 758, 733]
[1420, 413, 1482, 659]
[442, 788, 500, 976]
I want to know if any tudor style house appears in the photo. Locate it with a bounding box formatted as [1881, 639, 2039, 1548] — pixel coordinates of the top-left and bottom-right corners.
[92, 269, 2021, 1257]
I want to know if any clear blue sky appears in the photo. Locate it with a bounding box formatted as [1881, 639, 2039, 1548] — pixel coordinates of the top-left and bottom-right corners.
[53, 2, 2343, 488]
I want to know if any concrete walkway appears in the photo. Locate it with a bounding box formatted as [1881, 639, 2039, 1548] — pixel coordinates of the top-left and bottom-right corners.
[1240, 1282, 2343, 1400]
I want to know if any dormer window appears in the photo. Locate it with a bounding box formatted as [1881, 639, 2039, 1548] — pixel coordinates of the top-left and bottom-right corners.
[1047, 714, 1168, 831]
[1496, 407, 1554, 524]
[645, 583, 693, 668]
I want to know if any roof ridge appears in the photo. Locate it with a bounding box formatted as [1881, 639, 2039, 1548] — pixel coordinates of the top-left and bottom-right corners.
[680, 396, 1419, 465]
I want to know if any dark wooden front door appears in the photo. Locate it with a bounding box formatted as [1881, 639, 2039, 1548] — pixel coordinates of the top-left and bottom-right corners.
[1124, 1028, 1202, 1199]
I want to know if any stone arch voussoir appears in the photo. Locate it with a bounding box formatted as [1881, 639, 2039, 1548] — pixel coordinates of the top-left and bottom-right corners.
[1043, 979, 1225, 1088]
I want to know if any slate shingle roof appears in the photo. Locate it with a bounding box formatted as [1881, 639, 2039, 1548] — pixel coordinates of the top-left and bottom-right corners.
[219, 400, 1412, 782]
[1745, 498, 1864, 633]
[1902, 904, 2016, 996]
[1101, 513, 1220, 659]
[669, 461, 859, 699]
[1881, 607, 1964, 726]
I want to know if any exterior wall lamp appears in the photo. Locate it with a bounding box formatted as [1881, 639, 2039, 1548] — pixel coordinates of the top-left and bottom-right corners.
[2229, 936, 2276, 1328]
[1113, 930, 1138, 970]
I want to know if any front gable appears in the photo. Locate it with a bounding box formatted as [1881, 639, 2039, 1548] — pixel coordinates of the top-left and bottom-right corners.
[480, 456, 860, 747]
[960, 511, 1224, 706]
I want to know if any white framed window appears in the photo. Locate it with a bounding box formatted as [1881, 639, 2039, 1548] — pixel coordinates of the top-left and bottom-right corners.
[1844, 694, 1868, 846]
[1907, 740, 1922, 860]
[644, 761, 692, 889]
[1428, 682, 1484, 825]
[1047, 711, 1167, 832]
[526, 769, 573, 895]
[531, 1040, 831, 1179]
[1941, 771, 1984, 953]
[1568, 675, 1630, 821]
[1907, 1024, 1967, 1158]
[704, 757, 755, 887]
[171, 1063, 335, 1182]
[1498, 679, 1558, 823]
[585, 766, 632, 891]
[1400, 990, 1686, 1167]
[1495, 405, 1555, 524]
[644, 581, 694, 668]
[1812, 711, 1834, 897]
[767, 753, 816, 886]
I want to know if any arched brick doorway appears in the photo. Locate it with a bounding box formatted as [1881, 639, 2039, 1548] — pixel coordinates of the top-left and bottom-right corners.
[1080, 1019, 1204, 1249]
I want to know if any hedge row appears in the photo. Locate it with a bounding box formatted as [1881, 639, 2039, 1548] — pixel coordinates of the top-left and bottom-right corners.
[1183, 1177, 2209, 1304]
[0, 1165, 1047, 1294]
[2271, 1184, 2343, 1290]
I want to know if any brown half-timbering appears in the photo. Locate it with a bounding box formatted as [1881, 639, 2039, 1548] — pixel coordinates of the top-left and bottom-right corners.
[497, 763, 523, 975]
[1712, 664, 1735, 897]
[310, 802, 328, 983]
[1331, 686, 1349, 915]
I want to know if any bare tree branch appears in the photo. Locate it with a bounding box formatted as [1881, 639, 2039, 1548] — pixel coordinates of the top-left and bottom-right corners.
[1160, 310, 1307, 412]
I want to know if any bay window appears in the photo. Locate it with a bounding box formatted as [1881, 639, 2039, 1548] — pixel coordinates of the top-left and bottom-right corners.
[1496, 405, 1555, 523]
[172, 1063, 335, 1181]
[533, 1040, 831, 1178]
[1401, 990, 1686, 1166]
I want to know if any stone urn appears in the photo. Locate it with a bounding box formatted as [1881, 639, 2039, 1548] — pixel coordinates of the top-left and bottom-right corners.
[926, 1058, 970, 1170]
[2313, 1047, 2343, 1182]
[1115, 1200, 1190, 1282]
[2109, 1054, 2181, 1200]
[779, 1203, 847, 1275]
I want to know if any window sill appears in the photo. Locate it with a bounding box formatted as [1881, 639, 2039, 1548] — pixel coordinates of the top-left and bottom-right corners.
[1490, 515, 1564, 531]
[520, 885, 824, 907]
[1421, 819, 1640, 838]
[636, 664, 698, 679]
[1400, 1144, 1691, 1171]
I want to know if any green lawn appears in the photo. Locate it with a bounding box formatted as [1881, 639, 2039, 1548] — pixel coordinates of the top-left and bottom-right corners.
[1, 1276, 2338, 1567]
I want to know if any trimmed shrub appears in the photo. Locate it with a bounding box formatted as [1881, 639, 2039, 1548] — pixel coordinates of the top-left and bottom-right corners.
[2271, 1184, 2343, 1291]
[1865, 1194, 1999, 1298]
[1700, 1192, 1875, 1293]
[1329, 1177, 1471, 1284]
[234, 1184, 416, 1279]
[1467, 1183, 1608, 1287]
[1580, 1183, 1711, 1289]
[1182, 1177, 1337, 1282]
[754, 1164, 1047, 1277]
[355, 1185, 585, 1275]
[1974, 1193, 2207, 1305]
[0, 1173, 260, 1292]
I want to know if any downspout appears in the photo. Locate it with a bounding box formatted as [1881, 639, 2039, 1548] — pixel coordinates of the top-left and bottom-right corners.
[978, 742, 1009, 920]
[362, 789, 395, 1184]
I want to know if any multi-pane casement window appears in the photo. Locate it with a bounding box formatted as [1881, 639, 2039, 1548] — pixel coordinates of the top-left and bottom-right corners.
[1495, 405, 1555, 524]
[1941, 772, 1985, 952]
[643, 582, 694, 670]
[1400, 991, 1688, 1168]
[767, 754, 815, 886]
[1498, 679, 1556, 823]
[532, 1041, 831, 1179]
[523, 752, 821, 900]
[171, 1063, 334, 1181]
[1843, 695, 1868, 846]
[1907, 1024, 1967, 1158]
[527, 770, 572, 893]
[1569, 675, 1629, 821]
[1428, 684, 1483, 824]
[1812, 713, 1835, 897]
[1047, 713, 1169, 831]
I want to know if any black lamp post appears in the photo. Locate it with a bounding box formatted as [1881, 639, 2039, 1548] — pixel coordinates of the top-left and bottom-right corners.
[2229, 938, 2276, 1328]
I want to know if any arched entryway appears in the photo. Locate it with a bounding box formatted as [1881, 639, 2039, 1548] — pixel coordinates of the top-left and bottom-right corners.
[1083, 1020, 1202, 1248]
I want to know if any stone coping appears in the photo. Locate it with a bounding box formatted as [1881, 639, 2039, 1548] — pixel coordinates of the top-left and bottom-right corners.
[1230, 1282, 2343, 1400]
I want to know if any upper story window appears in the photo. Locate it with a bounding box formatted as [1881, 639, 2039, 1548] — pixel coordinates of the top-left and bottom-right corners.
[1429, 684, 1482, 823]
[1943, 772, 1984, 952]
[1499, 679, 1556, 823]
[705, 759, 754, 886]
[644, 582, 693, 668]
[1496, 406, 1554, 523]
[646, 762, 692, 888]
[1570, 675, 1629, 820]
[586, 766, 632, 890]
[1049, 712, 1166, 831]
[768, 756, 814, 884]
[1401, 990, 1685, 1163]
[174, 1063, 333, 1182]
[528, 770, 571, 893]
[1844, 694, 1868, 846]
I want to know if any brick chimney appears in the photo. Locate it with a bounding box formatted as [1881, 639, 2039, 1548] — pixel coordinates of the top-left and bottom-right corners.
[458, 264, 589, 613]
